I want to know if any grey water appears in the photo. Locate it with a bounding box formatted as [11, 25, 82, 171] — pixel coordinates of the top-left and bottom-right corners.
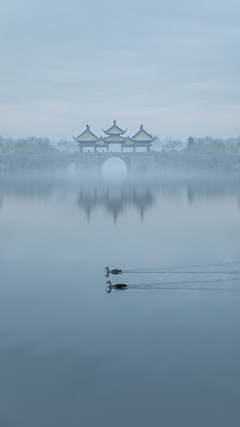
[0, 171, 240, 427]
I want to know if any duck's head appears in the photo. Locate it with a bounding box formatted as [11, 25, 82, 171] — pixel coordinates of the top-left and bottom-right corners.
[106, 281, 111, 285]
[105, 267, 109, 271]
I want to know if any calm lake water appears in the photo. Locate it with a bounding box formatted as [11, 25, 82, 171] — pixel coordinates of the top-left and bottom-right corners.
[0, 171, 240, 427]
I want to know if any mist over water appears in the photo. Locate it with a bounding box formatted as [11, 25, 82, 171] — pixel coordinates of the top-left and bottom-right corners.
[101, 157, 128, 181]
[1, 0, 240, 422]
[0, 171, 240, 426]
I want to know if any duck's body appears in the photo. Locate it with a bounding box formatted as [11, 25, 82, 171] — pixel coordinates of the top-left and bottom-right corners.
[106, 280, 127, 291]
[105, 267, 122, 276]
[111, 284, 127, 289]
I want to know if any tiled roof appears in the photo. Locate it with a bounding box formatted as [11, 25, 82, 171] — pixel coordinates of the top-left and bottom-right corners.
[131, 125, 156, 142]
[74, 125, 99, 142]
[103, 120, 126, 135]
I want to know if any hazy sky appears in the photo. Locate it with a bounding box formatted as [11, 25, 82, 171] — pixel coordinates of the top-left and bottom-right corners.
[0, 0, 240, 140]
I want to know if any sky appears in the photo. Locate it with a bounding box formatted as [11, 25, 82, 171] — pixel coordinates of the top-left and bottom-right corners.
[0, 0, 240, 140]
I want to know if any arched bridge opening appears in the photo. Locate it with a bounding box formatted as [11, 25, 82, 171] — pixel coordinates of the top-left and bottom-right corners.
[74, 152, 156, 174]
[101, 157, 128, 180]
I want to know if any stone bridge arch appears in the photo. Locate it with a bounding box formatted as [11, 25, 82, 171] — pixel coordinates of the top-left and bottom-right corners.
[43, 152, 156, 173]
[98, 153, 131, 171]
[43, 153, 77, 170]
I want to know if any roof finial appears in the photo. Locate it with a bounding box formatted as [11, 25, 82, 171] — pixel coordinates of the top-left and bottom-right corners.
[114, 120, 116, 125]
[140, 124, 143, 130]
[86, 124, 89, 130]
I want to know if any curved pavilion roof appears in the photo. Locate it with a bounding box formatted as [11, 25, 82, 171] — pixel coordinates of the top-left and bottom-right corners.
[104, 134, 127, 143]
[103, 120, 127, 135]
[73, 125, 99, 144]
[73, 123, 156, 146]
[131, 125, 156, 143]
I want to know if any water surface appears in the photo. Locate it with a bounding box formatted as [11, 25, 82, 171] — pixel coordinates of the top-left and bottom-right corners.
[0, 172, 240, 427]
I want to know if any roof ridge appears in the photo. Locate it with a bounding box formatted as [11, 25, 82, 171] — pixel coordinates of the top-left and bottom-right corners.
[131, 125, 156, 141]
[103, 120, 127, 135]
[73, 124, 99, 142]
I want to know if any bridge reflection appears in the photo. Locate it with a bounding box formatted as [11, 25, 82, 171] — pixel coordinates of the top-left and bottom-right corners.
[77, 182, 153, 222]
[0, 173, 239, 222]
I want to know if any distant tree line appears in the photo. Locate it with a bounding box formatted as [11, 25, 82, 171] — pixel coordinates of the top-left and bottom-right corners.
[0, 136, 77, 169]
[152, 135, 240, 170]
[0, 133, 240, 170]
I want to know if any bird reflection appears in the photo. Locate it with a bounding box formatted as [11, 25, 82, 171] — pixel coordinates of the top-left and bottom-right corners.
[106, 280, 127, 293]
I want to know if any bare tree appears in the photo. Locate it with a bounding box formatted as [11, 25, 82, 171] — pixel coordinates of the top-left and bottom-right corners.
[163, 137, 183, 152]
[57, 136, 76, 153]
[15, 139, 40, 169]
[0, 138, 17, 169]
[201, 140, 225, 169]
[161, 138, 183, 168]
[222, 139, 240, 169]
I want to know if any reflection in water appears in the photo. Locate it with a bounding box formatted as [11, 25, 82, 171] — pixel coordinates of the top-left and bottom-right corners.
[101, 157, 128, 181]
[0, 172, 239, 222]
[106, 280, 128, 293]
[1, 171, 240, 427]
[78, 181, 153, 221]
[105, 260, 240, 293]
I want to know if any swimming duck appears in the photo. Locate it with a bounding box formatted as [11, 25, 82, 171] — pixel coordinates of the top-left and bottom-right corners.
[106, 280, 127, 291]
[105, 267, 122, 275]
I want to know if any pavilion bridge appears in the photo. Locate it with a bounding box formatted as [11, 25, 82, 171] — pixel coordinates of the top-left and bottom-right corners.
[41, 122, 217, 172]
[73, 121, 156, 153]
[72, 121, 157, 173]
[41, 151, 156, 174]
